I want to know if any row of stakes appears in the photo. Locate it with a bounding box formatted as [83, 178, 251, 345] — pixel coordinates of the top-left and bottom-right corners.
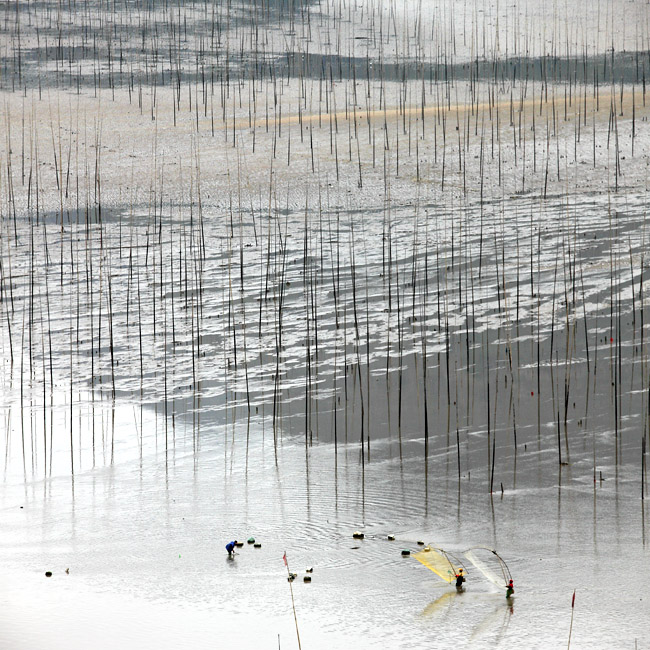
[353, 531, 425, 556]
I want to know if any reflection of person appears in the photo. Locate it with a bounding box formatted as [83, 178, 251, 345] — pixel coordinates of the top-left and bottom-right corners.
[226, 540, 238, 557]
[455, 568, 466, 590]
[506, 579, 514, 599]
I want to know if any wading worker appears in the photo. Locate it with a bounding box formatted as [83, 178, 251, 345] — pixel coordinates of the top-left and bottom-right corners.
[226, 540, 237, 557]
[455, 568, 466, 591]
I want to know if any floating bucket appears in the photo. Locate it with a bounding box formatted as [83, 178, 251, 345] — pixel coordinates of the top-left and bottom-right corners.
[387, 534, 396, 541]
[254, 542, 262, 548]
[401, 549, 411, 556]
[303, 576, 312, 583]
[45, 571, 52, 577]
[247, 537, 255, 544]
[352, 531, 364, 539]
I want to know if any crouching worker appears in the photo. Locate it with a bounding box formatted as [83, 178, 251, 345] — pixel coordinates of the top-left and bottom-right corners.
[226, 540, 238, 557]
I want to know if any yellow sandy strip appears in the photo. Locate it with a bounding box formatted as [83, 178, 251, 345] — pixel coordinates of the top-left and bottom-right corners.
[234, 87, 644, 131]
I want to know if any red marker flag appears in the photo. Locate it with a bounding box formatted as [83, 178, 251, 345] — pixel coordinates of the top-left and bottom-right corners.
[283, 552, 288, 567]
[568, 589, 577, 649]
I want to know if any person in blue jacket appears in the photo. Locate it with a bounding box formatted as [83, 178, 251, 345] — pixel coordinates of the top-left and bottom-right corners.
[226, 540, 238, 557]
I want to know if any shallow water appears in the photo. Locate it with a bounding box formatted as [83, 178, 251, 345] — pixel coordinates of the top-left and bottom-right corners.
[1, 423, 649, 649]
[1, 0, 650, 648]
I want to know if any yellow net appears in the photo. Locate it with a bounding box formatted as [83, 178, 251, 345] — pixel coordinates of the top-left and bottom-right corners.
[413, 546, 462, 584]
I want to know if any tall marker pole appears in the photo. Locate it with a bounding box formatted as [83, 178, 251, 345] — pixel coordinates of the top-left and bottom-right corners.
[283, 552, 302, 649]
[567, 589, 576, 649]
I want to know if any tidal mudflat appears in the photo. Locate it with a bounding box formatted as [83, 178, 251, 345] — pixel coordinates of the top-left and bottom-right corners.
[1, 0, 649, 647]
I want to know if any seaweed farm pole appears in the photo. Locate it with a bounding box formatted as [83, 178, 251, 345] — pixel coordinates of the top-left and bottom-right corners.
[349, 215, 366, 462]
[490, 426, 496, 494]
[486, 328, 491, 487]
[305, 201, 312, 448]
[364, 245, 371, 458]
[456, 427, 461, 481]
[164, 260, 169, 455]
[333, 316, 338, 456]
[19, 306, 26, 474]
[641, 435, 645, 501]
[557, 410, 563, 465]
[103, 210, 116, 455]
[68, 291, 74, 477]
[422, 215, 430, 468]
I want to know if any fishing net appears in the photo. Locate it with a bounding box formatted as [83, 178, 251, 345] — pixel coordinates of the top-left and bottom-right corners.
[463, 547, 512, 590]
[413, 546, 464, 583]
